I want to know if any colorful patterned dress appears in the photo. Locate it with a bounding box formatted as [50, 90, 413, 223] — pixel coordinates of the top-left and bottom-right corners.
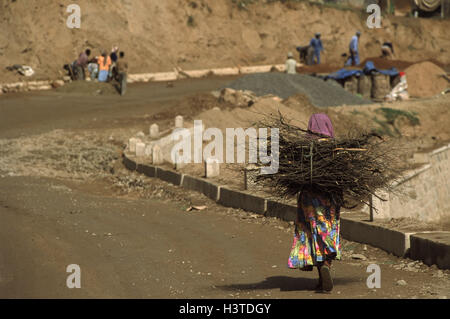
[288, 188, 341, 270]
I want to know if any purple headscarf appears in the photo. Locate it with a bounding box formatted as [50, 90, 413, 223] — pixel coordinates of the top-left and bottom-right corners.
[307, 113, 335, 138]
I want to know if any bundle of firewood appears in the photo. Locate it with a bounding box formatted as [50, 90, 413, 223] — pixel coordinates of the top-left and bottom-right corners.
[255, 114, 403, 207]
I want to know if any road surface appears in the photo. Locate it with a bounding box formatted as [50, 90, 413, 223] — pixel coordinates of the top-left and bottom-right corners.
[0, 79, 449, 298]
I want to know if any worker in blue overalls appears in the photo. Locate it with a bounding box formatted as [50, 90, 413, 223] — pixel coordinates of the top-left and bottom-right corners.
[345, 31, 361, 66]
[310, 33, 324, 65]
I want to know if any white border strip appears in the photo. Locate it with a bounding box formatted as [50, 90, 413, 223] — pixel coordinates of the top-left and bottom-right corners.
[1, 64, 288, 92]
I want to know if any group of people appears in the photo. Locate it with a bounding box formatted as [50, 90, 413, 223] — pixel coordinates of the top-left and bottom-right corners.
[287, 31, 395, 73]
[287, 31, 361, 74]
[70, 46, 129, 95]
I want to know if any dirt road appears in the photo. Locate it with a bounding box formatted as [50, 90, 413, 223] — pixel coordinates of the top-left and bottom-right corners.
[0, 79, 449, 299]
[0, 77, 237, 139]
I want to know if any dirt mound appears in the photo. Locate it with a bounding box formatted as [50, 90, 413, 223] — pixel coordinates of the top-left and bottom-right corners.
[359, 57, 414, 71]
[224, 73, 372, 107]
[404, 62, 448, 97]
[297, 63, 341, 74]
[283, 94, 315, 110]
[146, 92, 224, 127]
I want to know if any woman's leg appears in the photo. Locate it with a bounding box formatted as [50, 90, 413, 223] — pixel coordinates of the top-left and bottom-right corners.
[319, 259, 333, 292]
[315, 264, 323, 290]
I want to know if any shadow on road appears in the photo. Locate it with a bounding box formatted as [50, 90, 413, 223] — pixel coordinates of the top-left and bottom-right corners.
[217, 276, 360, 292]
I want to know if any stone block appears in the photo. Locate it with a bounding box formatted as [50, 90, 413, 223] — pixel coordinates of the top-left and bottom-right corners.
[209, 67, 240, 76]
[152, 145, 164, 164]
[340, 217, 410, 257]
[135, 142, 146, 157]
[181, 175, 220, 201]
[205, 158, 220, 178]
[239, 65, 273, 74]
[266, 201, 297, 222]
[137, 163, 156, 177]
[175, 115, 184, 128]
[174, 153, 186, 170]
[150, 124, 159, 139]
[156, 167, 183, 186]
[123, 154, 137, 171]
[218, 188, 267, 215]
[128, 138, 140, 153]
[410, 232, 450, 270]
[145, 144, 153, 157]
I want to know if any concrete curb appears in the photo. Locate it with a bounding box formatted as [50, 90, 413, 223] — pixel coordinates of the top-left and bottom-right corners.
[1, 64, 288, 94]
[218, 187, 267, 215]
[122, 153, 450, 269]
[0, 79, 68, 94]
[156, 167, 183, 186]
[266, 201, 297, 222]
[123, 155, 137, 171]
[410, 232, 450, 269]
[339, 216, 411, 257]
[137, 163, 156, 178]
[128, 64, 286, 84]
[181, 175, 220, 202]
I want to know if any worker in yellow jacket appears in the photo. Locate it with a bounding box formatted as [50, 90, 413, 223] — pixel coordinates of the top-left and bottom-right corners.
[97, 51, 112, 82]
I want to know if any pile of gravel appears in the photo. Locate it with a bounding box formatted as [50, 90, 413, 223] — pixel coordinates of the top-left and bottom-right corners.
[224, 73, 372, 107]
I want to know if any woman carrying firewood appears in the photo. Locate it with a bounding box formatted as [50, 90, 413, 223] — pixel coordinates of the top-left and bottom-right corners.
[256, 111, 399, 292]
[287, 114, 341, 293]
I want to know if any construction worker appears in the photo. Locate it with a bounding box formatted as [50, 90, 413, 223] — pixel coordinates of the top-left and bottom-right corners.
[109, 46, 119, 79]
[87, 58, 99, 81]
[72, 49, 91, 80]
[115, 51, 128, 95]
[285, 52, 297, 74]
[110, 46, 119, 63]
[310, 33, 324, 64]
[381, 41, 395, 59]
[345, 31, 361, 66]
[97, 51, 112, 82]
[296, 45, 309, 64]
[296, 45, 315, 65]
